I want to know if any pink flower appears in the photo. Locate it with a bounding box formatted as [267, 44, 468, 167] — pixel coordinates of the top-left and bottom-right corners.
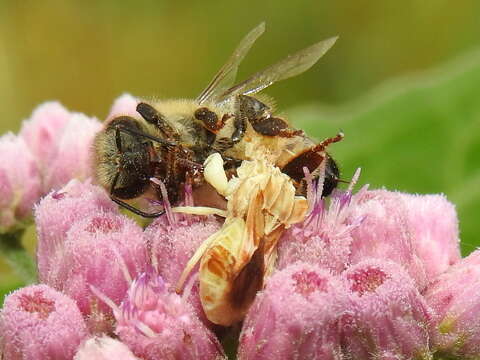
[19, 102, 71, 172]
[0, 284, 88, 360]
[42, 210, 148, 331]
[35, 179, 117, 281]
[340, 259, 433, 359]
[347, 189, 428, 289]
[277, 179, 366, 273]
[74, 336, 139, 360]
[238, 263, 346, 360]
[107, 93, 139, 119]
[145, 205, 221, 324]
[110, 271, 225, 360]
[43, 113, 102, 191]
[1, 97, 472, 359]
[0, 133, 42, 232]
[19, 101, 102, 193]
[424, 250, 480, 358]
[399, 193, 461, 280]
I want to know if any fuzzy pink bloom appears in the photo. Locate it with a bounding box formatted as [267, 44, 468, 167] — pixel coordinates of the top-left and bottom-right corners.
[43, 210, 148, 332]
[238, 263, 346, 360]
[145, 207, 221, 324]
[277, 180, 366, 273]
[19, 101, 102, 193]
[0, 169, 12, 209]
[35, 179, 117, 281]
[0, 133, 42, 232]
[107, 93, 139, 119]
[0, 284, 88, 360]
[111, 271, 224, 360]
[19, 102, 71, 171]
[399, 193, 461, 280]
[347, 189, 428, 289]
[74, 336, 139, 360]
[424, 250, 480, 358]
[43, 113, 102, 191]
[340, 259, 432, 360]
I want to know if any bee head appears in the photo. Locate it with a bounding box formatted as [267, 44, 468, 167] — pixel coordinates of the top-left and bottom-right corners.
[94, 116, 153, 200]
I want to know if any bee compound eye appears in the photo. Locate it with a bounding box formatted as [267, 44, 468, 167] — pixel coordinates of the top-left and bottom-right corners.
[110, 134, 153, 199]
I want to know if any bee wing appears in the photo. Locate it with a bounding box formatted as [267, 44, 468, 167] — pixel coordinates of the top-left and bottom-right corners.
[197, 22, 266, 105]
[217, 36, 338, 102]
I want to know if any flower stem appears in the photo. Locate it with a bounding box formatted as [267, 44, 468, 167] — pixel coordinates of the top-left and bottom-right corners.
[0, 230, 37, 285]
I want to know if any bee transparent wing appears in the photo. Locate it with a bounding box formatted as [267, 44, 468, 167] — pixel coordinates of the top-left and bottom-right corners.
[197, 22, 265, 105]
[217, 36, 338, 102]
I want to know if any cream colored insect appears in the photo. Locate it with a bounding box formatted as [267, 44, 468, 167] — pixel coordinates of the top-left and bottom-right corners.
[175, 154, 308, 326]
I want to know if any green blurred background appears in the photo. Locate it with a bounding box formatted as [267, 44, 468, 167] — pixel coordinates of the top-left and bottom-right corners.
[1, 0, 480, 292]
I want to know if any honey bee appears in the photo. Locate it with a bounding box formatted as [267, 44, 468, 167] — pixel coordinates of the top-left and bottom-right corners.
[93, 22, 342, 217]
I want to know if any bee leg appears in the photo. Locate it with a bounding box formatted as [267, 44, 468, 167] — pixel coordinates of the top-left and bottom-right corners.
[250, 116, 304, 138]
[213, 137, 235, 152]
[110, 197, 165, 218]
[229, 94, 269, 144]
[230, 117, 246, 144]
[281, 132, 343, 196]
[136, 102, 177, 139]
[109, 173, 165, 218]
[222, 155, 243, 170]
[231, 95, 267, 143]
[194, 107, 230, 133]
[236, 95, 302, 138]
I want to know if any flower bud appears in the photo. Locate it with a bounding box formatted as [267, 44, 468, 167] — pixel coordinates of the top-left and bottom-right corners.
[238, 263, 346, 360]
[114, 271, 225, 360]
[43, 113, 102, 191]
[107, 93, 139, 119]
[35, 179, 117, 280]
[74, 336, 139, 360]
[277, 182, 366, 274]
[145, 212, 221, 324]
[43, 210, 147, 331]
[424, 250, 480, 358]
[347, 190, 428, 289]
[0, 133, 42, 232]
[340, 259, 432, 360]
[0, 284, 88, 360]
[19, 101, 71, 171]
[398, 193, 461, 280]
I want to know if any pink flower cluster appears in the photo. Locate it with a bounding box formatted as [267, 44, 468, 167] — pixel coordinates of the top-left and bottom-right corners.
[0, 95, 478, 360]
[1, 178, 225, 359]
[0, 101, 103, 232]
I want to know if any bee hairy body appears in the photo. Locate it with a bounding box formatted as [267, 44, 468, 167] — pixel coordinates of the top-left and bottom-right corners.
[93, 22, 342, 217]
